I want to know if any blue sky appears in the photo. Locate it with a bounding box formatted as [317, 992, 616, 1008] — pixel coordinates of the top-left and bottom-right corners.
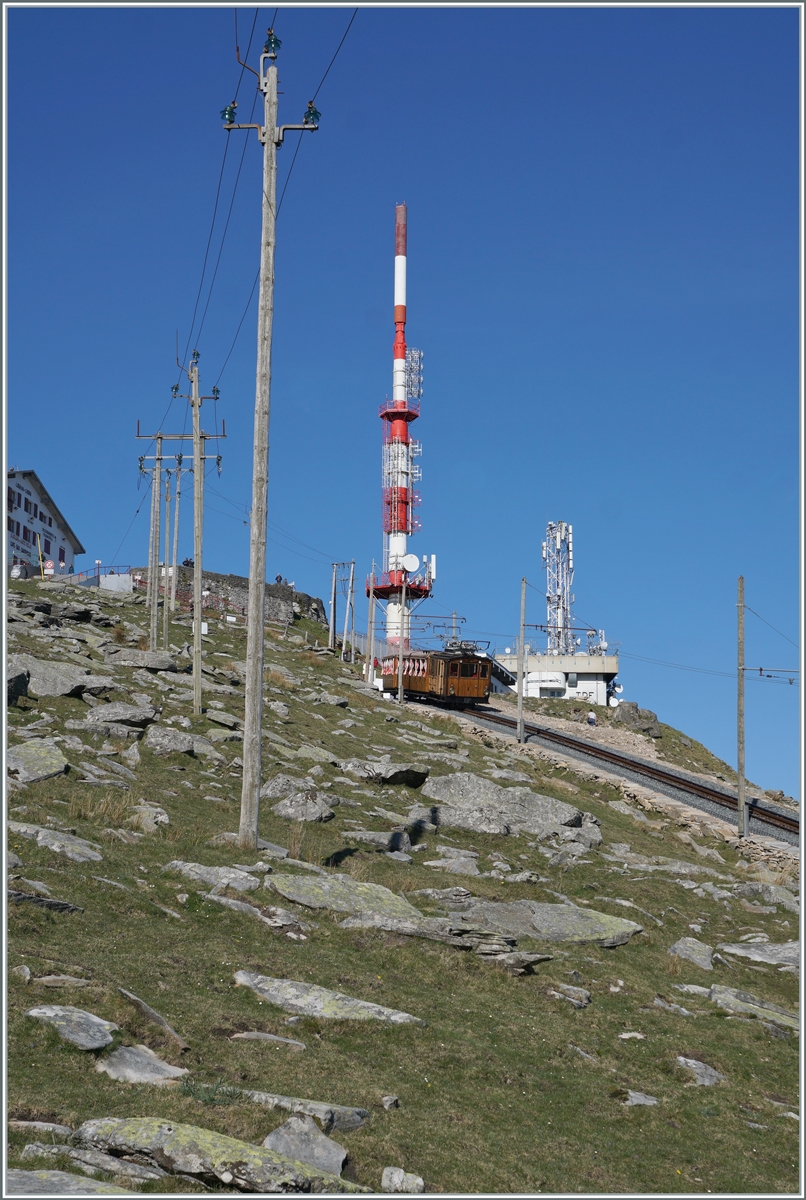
[7, 5, 801, 799]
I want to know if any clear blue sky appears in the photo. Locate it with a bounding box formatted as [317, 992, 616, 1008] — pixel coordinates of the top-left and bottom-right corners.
[7, 6, 801, 800]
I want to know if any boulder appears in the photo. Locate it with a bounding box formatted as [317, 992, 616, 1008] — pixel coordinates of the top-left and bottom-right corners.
[716, 940, 799, 967]
[9, 822, 103, 863]
[8, 1121, 74, 1137]
[265, 872, 423, 921]
[162, 861, 261, 892]
[458, 899, 642, 947]
[234, 971, 425, 1025]
[95, 1044, 189, 1085]
[345, 829, 412, 853]
[676, 1056, 725, 1086]
[7, 654, 115, 699]
[262, 1114, 347, 1177]
[294, 744, 341, 765]
[7, 663, 30, 705]
[85, 703, 156, 728]
[19, 1144, 165, 1182]
[240, 1091, 369, 1133]
[127, 803, 169, 834]
[624, 1091, 658, 1107]
[733, 882, 799, 914]
[73, 1117, 368, 1193]
[144, 726, 194, 755]
[341, 759, 430, 787]
[7, 741, 68, 784]
[104, 649, 176, 671]
[25, 1004, 118, 1050]
[415, 772, 582, 837]
[230, 1031, 306, 1049]
[381, 1167, 425, 1193]
[421, 855, 481, 876]
[668, 937, 713, 971]
[206, 710, 243, 729]
[6, 1169, 137, 1195]
[611, 701, 662, 737]
[203, 894, 309, 938]
[313, 691, 349, 708]
[708, 984, 799, 1030]
[260, 773, 304, 800]
[190, 735, 226, 762]
[267, 701, 290, 718]
[272, 791, 335, 823]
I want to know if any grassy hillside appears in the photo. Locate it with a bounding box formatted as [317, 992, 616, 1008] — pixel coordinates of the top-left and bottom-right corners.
[6, 581, 799, 1194]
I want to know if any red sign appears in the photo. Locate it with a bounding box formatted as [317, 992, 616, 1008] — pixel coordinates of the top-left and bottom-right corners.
[45, 560, 54, 570]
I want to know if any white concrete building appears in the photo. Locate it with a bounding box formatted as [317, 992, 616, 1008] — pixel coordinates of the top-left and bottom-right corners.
[494, 651, 621, 706]
[7, 469, 85, 576]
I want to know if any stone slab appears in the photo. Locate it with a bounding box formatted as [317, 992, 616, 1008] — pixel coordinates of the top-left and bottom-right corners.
[95, 1044, 189, 1085]
[6, 1169, 137, 1195]
[7, 741, 68, 784]
[669, 937, 713, 971]
[708, 984, 799, 1030]
[677, 1056, 725, 1086]
[717, 940, 799, 967]
[9, 822, 103, 863]
[262, 1113, 346, 1177]
[234, 971, 425, 1025]
[162, 860, 260, 892]
[25, 1004, 118, 1050]
[458, 899, 642, 947]
[265, 872, 422, 921]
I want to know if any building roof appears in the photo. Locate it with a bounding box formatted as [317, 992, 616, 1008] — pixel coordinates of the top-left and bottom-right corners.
[8, 469, 86, 555]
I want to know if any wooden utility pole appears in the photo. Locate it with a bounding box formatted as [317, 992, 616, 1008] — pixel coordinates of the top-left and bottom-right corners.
[328, 562, 338, 650]
[365, 562, 376, 683]
[170, 458, 184, 613]
[341, 560, 355, 661]
[397, 573, 407, 704]
[145, 466, 156, 608]
[737, 575, 747, 837]
[349, 566, 356, 665]
[233, 33, 318, 849]
[162, 470, 172, 649]
[149, 434, 163, 651]
[189, 354, 204, 716]
[517, 576, 527, 743]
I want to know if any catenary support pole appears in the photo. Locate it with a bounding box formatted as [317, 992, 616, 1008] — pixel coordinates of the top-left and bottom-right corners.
[170, 461, 182, 612]
[737, 575, 746, 837]
[365, 562, 376, 682]
[397, 573, 407, 703]
[149, 435, 163, 651]
[349, 562, 356, 664]
[162, 470, 172, 649]
[146, 466, 156, 607]
[342, 560, 354, 661]
[328, 562, 338, 650]
[190, 358, 204, 716]
[517, 576, 527, 743]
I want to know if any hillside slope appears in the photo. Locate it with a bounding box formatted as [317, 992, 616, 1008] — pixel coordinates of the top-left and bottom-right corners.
[6, 579, 800, 1195]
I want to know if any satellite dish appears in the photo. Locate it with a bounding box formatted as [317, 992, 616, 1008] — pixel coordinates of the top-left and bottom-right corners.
[402, 553, 419, 572]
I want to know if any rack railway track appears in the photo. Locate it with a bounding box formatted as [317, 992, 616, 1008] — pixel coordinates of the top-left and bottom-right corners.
[460, 706, 799, 842]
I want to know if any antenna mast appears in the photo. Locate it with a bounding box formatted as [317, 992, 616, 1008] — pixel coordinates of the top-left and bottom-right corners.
[542, 520, 575, 655]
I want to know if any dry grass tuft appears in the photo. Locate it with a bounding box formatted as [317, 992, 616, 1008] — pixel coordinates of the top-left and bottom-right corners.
[138, 635, 149, 651]
[287, 821, 306, 860]
[666, 954, 682, 976]
[111, 624, 126, 645]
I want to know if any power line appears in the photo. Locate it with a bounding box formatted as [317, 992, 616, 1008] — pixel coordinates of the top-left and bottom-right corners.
[109, 475, 153, 563]
[744, 604, 799, 650]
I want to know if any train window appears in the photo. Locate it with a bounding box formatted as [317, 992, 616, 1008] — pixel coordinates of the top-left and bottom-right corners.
[480, 663, 489, 678]
[449, 662, 459, 677]
[460, 662, 478, 678]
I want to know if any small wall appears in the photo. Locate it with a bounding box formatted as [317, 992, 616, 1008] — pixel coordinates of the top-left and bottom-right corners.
[100, 574, 133, 594]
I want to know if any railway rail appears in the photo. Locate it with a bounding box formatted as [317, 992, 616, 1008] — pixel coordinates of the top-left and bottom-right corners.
[460, 706, 799, 842]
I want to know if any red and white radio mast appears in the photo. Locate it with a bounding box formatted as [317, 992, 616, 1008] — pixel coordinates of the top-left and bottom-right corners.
[368, 204, 434, 647]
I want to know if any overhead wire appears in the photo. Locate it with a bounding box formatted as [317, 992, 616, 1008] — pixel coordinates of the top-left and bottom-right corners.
[744, 604, 799, 650]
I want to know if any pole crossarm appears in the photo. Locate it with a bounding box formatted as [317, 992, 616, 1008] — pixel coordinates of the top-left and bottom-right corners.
[224, 121, 318, 146]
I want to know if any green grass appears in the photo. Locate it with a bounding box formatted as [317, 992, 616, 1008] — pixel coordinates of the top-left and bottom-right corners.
[6, 580, 800, 1193]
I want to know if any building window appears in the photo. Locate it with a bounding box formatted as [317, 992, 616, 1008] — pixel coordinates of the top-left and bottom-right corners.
[44, 538, 51, 554]
[7, 515, 14, 532]
[15, 521, 20, 536]
[59, 546, 66, 563]
[48, 516, 52, 527]
[22, 526, 31, 542]
[24, 498, 31, 514]
[449, 662, 459, 677]
[7, 487, 14, 510]
[33, 503, 38, 518]
[460, 662, 478, 678]
[17, 492, 22, 508]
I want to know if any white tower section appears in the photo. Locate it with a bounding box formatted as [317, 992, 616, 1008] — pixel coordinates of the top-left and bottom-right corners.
[542, 520, 575, 655]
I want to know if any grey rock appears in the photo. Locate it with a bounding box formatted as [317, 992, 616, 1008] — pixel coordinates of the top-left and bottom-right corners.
[104, 649, 176, 671]
[230, 1031, 306, 1049]
[9, 822, 103, 863]
[73, 1116, 364, 1192]
[85, 703, 156, 728]
[669, 937, 713, 971]
[486, 768, 532, 782]
[266, 872, 423, 921]
[717, 940, 799, 967]
[8, 663, 30, 705]
[162, 860, 261, 892]
[381, 1166, 425, 1193]
[262, 1113, 347, 1177]
[8, 850, 23, 869]
[673, 983, 711, 997]
[416, 772, 581, 837]
[127, 803, 169, 833]
[459, 899, 642, 947]
[95, 1044, 189, 1085]
[272, 790, 336, 823]
[25, 1004, 118, 1049]
[203, 709, 243, 729]
[346, 829, 412, 853]
[382, 1096, 400, 1110]
[234, 971, 426, 1025]
[20, 1144, 165, 1182]
[267, 701, 290, 718]
[341, 759, 430, 787]
[8, 1121, 74, 1137]
[294, 744, 341, 764]
[10, 964, 31, 981]
[386, 850, 413, 863]
[7, 654, 115, 699]
[240, 1090, 370, 1133]
[676, 1056, 725, 1086]
[708, 984, 799, 1030]
[6, 1169, 137, 1195]
[625, 1091, 658, 1107]
[313, 691, 349, 708]
[410, 886, 475, 907]
[260, 773, 304, 800]
[207, 727, 243, 744]
[653, 996, 695, 1016]
[121, 743, 140, 767]
[142, 725, 193, 755]
[548, 983, 591, 1008]
[611, 701, 662, 737]
[421, 855, 481, 876]
[203, 894, 309, 938]
[7, 741, 68, 784]
[190, 734, 226, 762]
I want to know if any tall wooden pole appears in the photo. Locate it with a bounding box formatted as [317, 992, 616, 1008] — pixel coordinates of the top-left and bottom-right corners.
[162, 470, 171, 649]
[517, 576, 527, 743]
[190, 358, 204, 716]
[170, 463, 182, 613]
[328, 562, 338, 650]
[149, 434, 163, 651]
[397, 574, 407, 704]
[737, 575, 747, 837]
[239, 55, 279, 849]
[365, 562, 376, 682]
[145, 468, 155, 607]
[341, 560, 354, 661]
